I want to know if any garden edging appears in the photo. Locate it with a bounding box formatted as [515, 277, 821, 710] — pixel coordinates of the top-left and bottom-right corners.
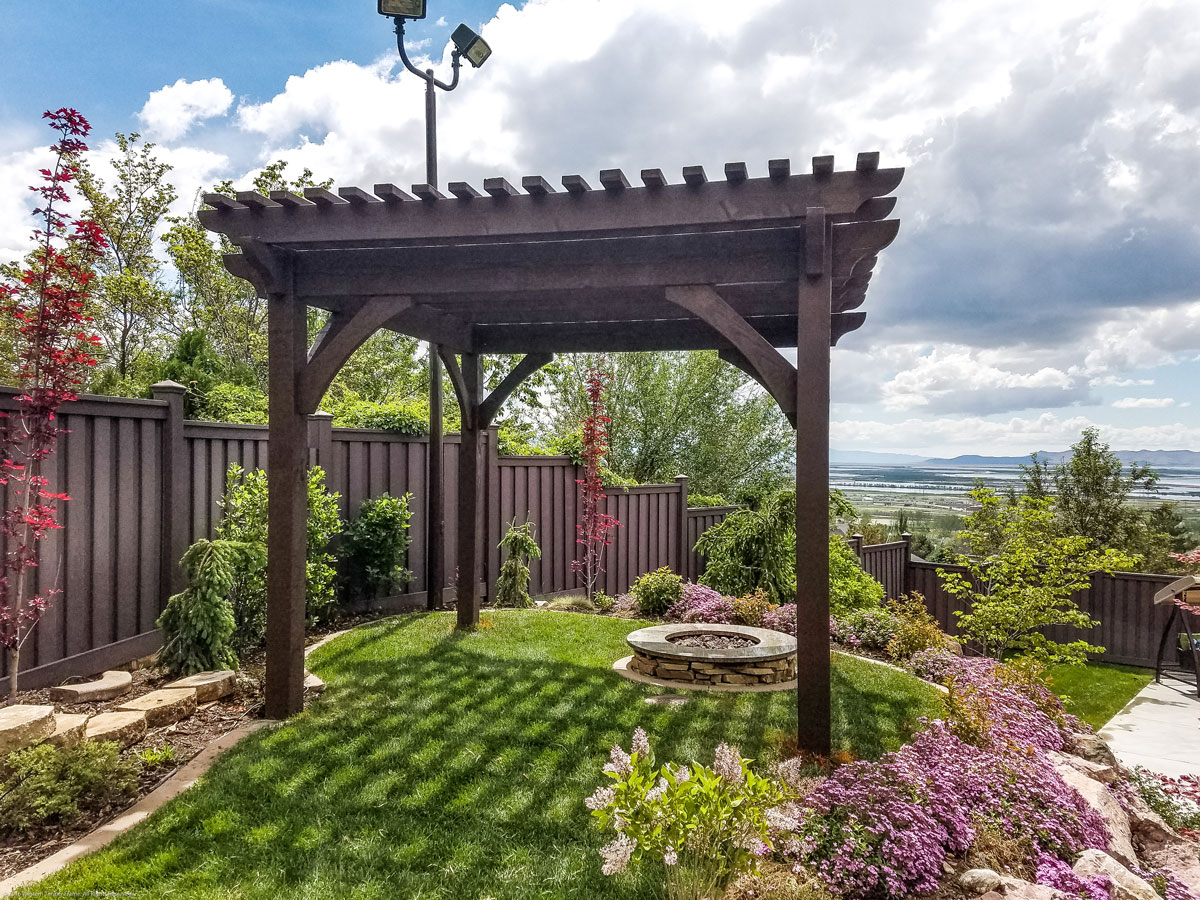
[0, 720, 274, 898]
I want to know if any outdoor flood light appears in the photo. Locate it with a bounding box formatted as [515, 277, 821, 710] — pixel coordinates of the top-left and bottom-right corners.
[378, 0, 426, 19]
[451, 24, 492, 67]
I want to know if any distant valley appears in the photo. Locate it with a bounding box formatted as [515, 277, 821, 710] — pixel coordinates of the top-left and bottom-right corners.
[831, 449, 1200, 468]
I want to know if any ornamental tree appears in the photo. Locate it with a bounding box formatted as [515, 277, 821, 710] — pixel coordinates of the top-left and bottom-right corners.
[940, 485, 1139, 665]
[572, 364, 619, 601]
[0, 109, 104, 697]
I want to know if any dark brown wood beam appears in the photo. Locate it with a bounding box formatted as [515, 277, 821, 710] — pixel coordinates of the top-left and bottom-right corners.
[794, 208, 832, 755]
[473, 313, 864, 353]
[456, 353, 485, 628]
[386, 303, 474, 351]
[265, 255, 307, 721]
[199, 168, 904, 248]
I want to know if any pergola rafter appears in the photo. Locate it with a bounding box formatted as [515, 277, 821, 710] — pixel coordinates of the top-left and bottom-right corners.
[202, 155, 905, 753]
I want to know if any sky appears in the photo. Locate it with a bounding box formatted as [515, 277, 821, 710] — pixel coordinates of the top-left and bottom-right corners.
[1, 0, 1198, 458]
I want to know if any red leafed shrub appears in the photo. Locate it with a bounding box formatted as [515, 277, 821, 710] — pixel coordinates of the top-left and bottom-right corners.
[0, 109, 103, 696]
[571, 364, 619, 601]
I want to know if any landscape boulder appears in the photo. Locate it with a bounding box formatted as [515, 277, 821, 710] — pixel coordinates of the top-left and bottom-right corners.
[1072, 849, 1159, 900]
[0, 704, 55, 755]
[1055, 763, 1137, 867]
[47, 713, 89, 747]
[1049, 750, 1119, 784]
[1070, 732, 1119, 769]
[959, 868, 1002, 894]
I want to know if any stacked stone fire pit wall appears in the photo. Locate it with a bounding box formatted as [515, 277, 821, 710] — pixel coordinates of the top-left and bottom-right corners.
[625, 624, 797, 688]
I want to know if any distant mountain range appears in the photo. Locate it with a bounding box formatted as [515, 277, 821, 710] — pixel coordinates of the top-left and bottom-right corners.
[831, 449, 1200, 467]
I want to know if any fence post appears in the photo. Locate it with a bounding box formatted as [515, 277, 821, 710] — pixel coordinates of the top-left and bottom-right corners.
[900, 532, 913, 595]
[152, 381, 188, 600]
[307, 411, 334, 472]
[850, 533, 864, 560]
[675, 475, 689, 578]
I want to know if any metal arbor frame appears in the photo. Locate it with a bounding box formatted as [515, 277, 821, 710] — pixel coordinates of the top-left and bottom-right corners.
[200, 153, 905, 753]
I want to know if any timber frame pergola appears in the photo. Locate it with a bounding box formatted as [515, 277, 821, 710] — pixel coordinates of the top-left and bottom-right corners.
[200, 154, 904, 753]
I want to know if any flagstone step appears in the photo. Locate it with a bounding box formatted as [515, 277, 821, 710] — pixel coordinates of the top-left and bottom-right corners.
[116, 688, 197, 728]
[0, 704, 55, 755]
[49, 670, 133, 703]
[84, 710, 147, 748]
[165, 670, 235, 703]
[303, 672, 325, 695]
[48, 713, 89, 747]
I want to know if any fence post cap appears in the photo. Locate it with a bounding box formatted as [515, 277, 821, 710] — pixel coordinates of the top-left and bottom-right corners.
[900, 531, 913, 541]
[150, 380, 186, 394]
[309, 411, 334, 419]
[852, 532, 864, 540]
[674, 474, 688, 482]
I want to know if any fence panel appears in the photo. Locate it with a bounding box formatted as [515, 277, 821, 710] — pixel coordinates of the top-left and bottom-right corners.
[859, 541, 908, 599]
[685, 506, 738, 582]
[0, 392, 168, 684]
[495, 456, 580, 596]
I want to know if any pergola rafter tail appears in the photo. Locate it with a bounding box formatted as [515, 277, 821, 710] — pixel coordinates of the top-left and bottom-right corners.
[202, 154, 906, 755]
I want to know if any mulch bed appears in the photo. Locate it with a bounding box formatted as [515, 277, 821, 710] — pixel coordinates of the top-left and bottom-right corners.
[0, 610, 395, 882]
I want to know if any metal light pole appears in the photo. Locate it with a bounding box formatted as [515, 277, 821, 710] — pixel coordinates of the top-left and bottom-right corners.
[382, 5, 491, 611]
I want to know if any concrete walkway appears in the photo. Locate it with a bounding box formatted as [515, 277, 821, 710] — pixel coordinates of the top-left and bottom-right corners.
[1100, 676, 1200, 778]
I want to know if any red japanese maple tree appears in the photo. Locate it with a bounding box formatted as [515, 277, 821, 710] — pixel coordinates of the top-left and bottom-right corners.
[0, 109, 103, 698]
[572, 364, 619, 601]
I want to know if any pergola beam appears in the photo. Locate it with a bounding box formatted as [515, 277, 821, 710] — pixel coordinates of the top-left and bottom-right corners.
[200, 167, 904, 248]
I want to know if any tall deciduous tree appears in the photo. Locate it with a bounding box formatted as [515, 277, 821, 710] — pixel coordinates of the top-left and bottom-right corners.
[548, 351, 792, 498]
[77, 133, 176, 388]
[163, 162, 330, 386]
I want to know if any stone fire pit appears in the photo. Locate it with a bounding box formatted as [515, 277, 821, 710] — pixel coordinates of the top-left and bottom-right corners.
[618, 623, 797, 691]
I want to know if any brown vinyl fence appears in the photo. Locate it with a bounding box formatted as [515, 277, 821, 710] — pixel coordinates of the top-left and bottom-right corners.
[855, 538, 1178, 668]
[1, 389, 735, 689]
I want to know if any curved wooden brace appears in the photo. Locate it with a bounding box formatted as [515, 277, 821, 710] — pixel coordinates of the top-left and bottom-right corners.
[439, 348, 471, 429]
[298, 296, 410, 414]
[718, 349, 797, 428]
[664, 285, 797, 426]
[229, 240, 288, 297]
[479, 353, 553, 427]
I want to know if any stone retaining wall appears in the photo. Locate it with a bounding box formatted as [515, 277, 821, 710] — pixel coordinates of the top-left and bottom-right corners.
[628, 649, 797, 686]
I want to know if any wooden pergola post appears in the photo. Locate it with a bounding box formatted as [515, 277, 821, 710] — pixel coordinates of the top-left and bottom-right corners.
[455, 353, 485, 626]
[265, 259, 309, 721]
[795, 207, 833, 754]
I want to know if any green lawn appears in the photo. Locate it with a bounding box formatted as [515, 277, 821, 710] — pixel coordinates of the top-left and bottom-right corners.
[33, 611, 942, 900]
[1048, 660, 1153, 730]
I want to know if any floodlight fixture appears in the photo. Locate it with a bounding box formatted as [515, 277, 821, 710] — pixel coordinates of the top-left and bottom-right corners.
[378, 0, 426, 19]
[451, 24, 492, 68]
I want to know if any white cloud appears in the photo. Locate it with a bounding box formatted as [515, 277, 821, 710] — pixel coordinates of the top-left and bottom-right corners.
[139, 78, 233, 142]
[1113, 397, 1175, 408]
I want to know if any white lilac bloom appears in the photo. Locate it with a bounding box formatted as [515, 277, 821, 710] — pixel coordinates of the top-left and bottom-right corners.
[713, 743, 744, 785]
[600, 834, 637, 875]
[604, 744, 632, 776]
[586, 785, 616, 810]
[663, 847, 679, 867]
[674, 764, 691, 784]
[645, 776, 669, 803]
[631, 727, 651, 759]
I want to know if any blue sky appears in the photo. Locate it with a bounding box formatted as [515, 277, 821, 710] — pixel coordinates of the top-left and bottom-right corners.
[1, 0, 1198, 457]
